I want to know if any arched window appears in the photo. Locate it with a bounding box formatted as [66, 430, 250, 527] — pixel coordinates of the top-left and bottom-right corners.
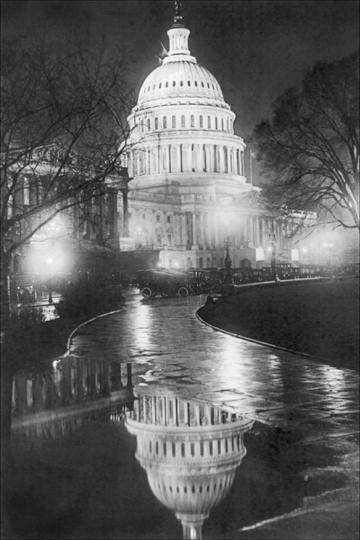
[214, 145, 217, 171]
[194, 81, 198, 87]
[199, 115, 203, 128]
[147, 118, 150, 130]
[187, 80, 191, 86]
[172, 115, 176, 128]
[155, 117, 158, 130]
[23, 177, 30, 205]
[163, 116, 167, 129]
[190, 115, 195, 128]
[227, 118, 230, 132]
[165, 81, 169, 87]
[172, 80, 176, 86]
[221, 118, 224, 131]
[168, 144, 172, 172]
[215, 117, 218, 130]
[207, 116, 211, 129]
[181, 115, 185, 128]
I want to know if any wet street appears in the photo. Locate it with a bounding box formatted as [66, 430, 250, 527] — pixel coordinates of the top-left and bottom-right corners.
[5, 290, 360, 539]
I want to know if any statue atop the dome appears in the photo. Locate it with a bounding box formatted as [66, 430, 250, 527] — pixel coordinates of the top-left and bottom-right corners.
[174, 0, 183, 22]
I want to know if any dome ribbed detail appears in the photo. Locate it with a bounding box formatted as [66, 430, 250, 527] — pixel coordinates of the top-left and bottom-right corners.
[138, 60, 224, 106]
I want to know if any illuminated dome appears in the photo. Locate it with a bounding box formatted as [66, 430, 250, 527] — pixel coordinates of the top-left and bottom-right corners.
[138, 59, 225, 107]
[125, 391, 254, 540]
[135, 19, 228, 111]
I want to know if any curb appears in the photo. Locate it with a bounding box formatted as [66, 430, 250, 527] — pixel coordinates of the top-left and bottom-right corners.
[195, 308, 318, 360]
[65, 307, 125, 353]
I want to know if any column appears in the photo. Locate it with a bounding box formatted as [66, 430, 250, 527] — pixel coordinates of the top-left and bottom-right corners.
[187, 144, 192, 172]
[208, 145, 214, 172]
[179, 213, 185, 248]
[192, 212, 198, 247]
[177, 144, 182, 173]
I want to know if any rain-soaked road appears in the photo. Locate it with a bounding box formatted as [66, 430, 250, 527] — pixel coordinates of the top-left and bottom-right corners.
[6, 289, 360, 539]
[70, 290, 359, 430]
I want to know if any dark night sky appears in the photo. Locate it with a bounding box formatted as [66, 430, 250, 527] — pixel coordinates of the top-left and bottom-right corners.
[2, 0, 359, 140]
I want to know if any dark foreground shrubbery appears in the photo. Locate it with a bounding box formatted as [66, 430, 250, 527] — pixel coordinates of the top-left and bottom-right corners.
[55, 279, 125, 319]
[2, 307, 47, 367]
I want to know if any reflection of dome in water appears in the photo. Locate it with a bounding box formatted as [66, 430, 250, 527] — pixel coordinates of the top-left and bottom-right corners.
[125, 391, 253, 539]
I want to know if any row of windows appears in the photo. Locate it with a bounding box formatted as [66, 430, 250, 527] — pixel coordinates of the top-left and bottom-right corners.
[157, 480, 230, 495]
[138, 113, 232, 133]
[143, 79, 217, 93]
[148, 434, 241, 457]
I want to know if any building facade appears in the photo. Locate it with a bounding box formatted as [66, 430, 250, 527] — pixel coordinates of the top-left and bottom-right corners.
[121, 9, 293, 270]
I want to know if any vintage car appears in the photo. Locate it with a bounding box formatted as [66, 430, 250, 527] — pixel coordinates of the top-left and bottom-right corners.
[137, 268, 216, 298]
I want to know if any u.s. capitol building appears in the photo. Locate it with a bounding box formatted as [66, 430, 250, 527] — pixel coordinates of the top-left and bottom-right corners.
[120, 7, 294, 269]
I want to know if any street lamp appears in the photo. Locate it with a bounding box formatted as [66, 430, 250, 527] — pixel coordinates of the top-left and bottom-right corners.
[269, 233, 278, 282]
[224, 239, 233, 284]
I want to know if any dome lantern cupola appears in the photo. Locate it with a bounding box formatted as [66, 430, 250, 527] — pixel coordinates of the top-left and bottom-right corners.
[167, 0, 190, 57]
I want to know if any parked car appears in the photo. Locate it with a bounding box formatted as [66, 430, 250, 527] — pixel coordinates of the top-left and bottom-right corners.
[137, 269, 216, 298]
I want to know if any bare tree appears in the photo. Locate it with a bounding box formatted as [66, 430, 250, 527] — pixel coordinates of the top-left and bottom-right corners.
[252, 52, 359, 233]
[1, 35, 135, 307]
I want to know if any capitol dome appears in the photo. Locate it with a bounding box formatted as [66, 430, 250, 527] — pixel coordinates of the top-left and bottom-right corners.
[137, 58, 225, 107]
[134, 16, 229, 112]
[125, 392, 254, 540]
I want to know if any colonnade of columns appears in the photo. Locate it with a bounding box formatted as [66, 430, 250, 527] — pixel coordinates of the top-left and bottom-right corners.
[127, 208, 286, 251]
[130, 395, 239, 428]
[131, 143, 245, 177]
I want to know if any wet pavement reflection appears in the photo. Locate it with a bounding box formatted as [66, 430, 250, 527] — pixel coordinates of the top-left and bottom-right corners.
[5, 290, 359, 539]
